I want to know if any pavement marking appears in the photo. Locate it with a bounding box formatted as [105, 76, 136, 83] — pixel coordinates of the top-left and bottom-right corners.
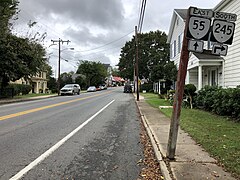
[0, 92, 110, 121]
[9, 99, 115, 180]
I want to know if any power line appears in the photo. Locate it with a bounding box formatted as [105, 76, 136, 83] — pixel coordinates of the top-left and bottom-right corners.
[138, 0, 147, 33]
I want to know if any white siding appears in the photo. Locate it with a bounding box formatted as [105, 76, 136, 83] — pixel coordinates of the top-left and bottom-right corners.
[169, 15, 185, 68]
[215, 0, 240, 87]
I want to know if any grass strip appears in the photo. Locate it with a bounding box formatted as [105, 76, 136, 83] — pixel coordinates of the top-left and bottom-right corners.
[141, 93, 240, 178]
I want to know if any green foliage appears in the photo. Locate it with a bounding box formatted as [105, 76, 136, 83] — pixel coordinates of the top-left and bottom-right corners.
[184, 84, 197, 109]
[143, 93, 240, 178]
[7, 84, 32, 96]
[77, 60, 107, 86]
[196, 86, 240, 121]
[60, 72, 74, 88]
[0, 0, 19, 34]
[0, 0, 48, 88]
[75, 75, 87, 90]
[118, 30, 177, 83]
[0, 34, 47, 87]
[140, 83, 153, 92]
[184, 84, 196, 96]
[47, 76, 57, 93]
[195, 86, 219, 111]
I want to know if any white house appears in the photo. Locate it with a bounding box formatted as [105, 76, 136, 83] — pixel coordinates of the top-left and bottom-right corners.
[167, 0, 240, 90]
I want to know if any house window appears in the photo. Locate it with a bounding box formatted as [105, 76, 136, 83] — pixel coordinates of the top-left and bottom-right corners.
[178, 34, 183, 53]
[173, 40, 176, 57]
[170, 43, 173, 59]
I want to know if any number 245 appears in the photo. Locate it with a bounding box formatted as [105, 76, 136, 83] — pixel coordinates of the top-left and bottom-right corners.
[214, 23, 233, 35]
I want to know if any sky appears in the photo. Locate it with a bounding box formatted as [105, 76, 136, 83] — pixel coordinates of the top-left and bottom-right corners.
[13, 0, 221, 77]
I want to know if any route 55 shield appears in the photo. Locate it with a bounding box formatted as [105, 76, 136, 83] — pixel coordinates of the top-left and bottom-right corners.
[187, 16, 211, 41]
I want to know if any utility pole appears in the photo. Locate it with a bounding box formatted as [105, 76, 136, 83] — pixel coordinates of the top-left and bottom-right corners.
[135, 26, 139, 101]
[51, 38, 70, 95]
[167, 8, 190, 159]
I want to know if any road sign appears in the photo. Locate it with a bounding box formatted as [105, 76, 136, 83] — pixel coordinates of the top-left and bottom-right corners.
[212, 44, 228, 56]
[190, 7, 213, 19]
[214, 11, 237, 22]
[210, 19, 235, 44]
[188, 39, 203, 53]
[187, 16, 211, 40]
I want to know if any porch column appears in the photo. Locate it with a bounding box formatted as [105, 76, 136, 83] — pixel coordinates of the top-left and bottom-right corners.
[158, 80, 161, 94]
[222, 62, 225, 87]
[198, 65, 202, 90]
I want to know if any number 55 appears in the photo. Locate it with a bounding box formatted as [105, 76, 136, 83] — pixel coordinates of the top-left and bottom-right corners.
[193, 19, 205, 31]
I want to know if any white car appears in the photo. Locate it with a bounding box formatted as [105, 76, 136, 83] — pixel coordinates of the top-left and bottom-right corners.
[60, 84, 81, 95]
[87, 86, 96, 92]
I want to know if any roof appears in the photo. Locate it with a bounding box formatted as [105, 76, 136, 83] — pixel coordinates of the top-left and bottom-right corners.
[193, 50, 224, 60]
[213, 0, 231, 11]
[167, 9, 187, 43]
[175, 9, 188, 20]
[112, 76, 125, 82]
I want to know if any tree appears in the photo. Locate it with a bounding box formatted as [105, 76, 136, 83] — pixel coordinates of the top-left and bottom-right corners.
[60, 72, 74, 88]
[0, 34, 47, 87]
[118, 30, 177, 87]
[0, 0, 48, 89]
[76, 60, 107, 86]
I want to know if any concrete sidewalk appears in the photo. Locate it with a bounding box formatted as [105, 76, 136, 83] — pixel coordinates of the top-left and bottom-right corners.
[135, 94, 236, 180]
[0, 94, 57, 105]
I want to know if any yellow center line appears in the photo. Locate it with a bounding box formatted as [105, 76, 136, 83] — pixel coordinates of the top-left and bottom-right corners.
[0, 91, 110, 121]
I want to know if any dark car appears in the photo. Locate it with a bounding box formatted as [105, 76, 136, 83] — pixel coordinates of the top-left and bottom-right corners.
[123, 84, 132, 93]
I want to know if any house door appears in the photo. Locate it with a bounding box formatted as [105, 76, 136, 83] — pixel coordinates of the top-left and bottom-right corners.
[211, 70, 217, 86]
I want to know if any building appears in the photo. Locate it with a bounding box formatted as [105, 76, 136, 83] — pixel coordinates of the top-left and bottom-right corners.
[167, 0, 240, 90]
[12, 71, 48, 94]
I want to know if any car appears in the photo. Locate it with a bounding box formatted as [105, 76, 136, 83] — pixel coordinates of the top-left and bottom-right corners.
[60, 84, 81, 95]
[87, 86, 97, 92]
[123, 84, 132, 93]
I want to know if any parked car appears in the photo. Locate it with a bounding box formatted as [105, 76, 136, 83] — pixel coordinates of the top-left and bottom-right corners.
[87, 86, 97, 92]
[60, 84, 81, 95]
[123, 84, 132, 93]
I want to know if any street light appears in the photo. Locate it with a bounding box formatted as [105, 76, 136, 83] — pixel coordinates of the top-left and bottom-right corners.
[57, 47, 74, 95]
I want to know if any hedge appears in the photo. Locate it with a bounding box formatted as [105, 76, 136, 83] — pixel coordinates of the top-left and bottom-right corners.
[196, 86, 240, 121]
[7, 84, 32, 96]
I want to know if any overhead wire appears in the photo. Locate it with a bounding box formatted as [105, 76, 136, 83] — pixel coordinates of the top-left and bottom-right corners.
[137, 0, 147, 33]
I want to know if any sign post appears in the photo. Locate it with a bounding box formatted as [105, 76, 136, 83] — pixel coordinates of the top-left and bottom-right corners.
[167, 6, 237, 160]
[167, 8, 191, 160]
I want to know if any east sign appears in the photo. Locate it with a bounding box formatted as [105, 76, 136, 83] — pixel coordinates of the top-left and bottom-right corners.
[187, 7, 213, 41]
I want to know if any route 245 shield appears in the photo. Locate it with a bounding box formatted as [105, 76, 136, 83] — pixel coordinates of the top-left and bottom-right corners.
[210, 19, 235, 45]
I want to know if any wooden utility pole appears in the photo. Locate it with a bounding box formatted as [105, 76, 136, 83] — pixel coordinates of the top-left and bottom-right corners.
[51, 39, 70, 95]
[135, 26, 139, 101]
[167, 9, 190, 159]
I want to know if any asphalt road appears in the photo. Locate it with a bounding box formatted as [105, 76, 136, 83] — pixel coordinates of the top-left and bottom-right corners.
[0, 87, 144, 180]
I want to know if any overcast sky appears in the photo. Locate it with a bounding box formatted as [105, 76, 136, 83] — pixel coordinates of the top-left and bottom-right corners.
[13, 0, 221, 77]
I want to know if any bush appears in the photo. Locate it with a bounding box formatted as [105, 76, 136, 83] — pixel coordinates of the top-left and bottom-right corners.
[184, 84, 197, 109]
[140, 83, 153, 92]
[195, 86, 219, 111]
[7, 84, 32, 96]
[196, 86, 240, 121]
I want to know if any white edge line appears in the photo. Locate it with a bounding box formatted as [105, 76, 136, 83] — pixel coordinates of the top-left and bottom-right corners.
[10, 99, 115, 180]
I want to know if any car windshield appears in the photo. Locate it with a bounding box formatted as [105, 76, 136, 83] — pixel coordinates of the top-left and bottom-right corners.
[64, 85, 74, 88]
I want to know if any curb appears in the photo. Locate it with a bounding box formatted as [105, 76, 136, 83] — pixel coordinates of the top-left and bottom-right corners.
[135, 100, 172, 180]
